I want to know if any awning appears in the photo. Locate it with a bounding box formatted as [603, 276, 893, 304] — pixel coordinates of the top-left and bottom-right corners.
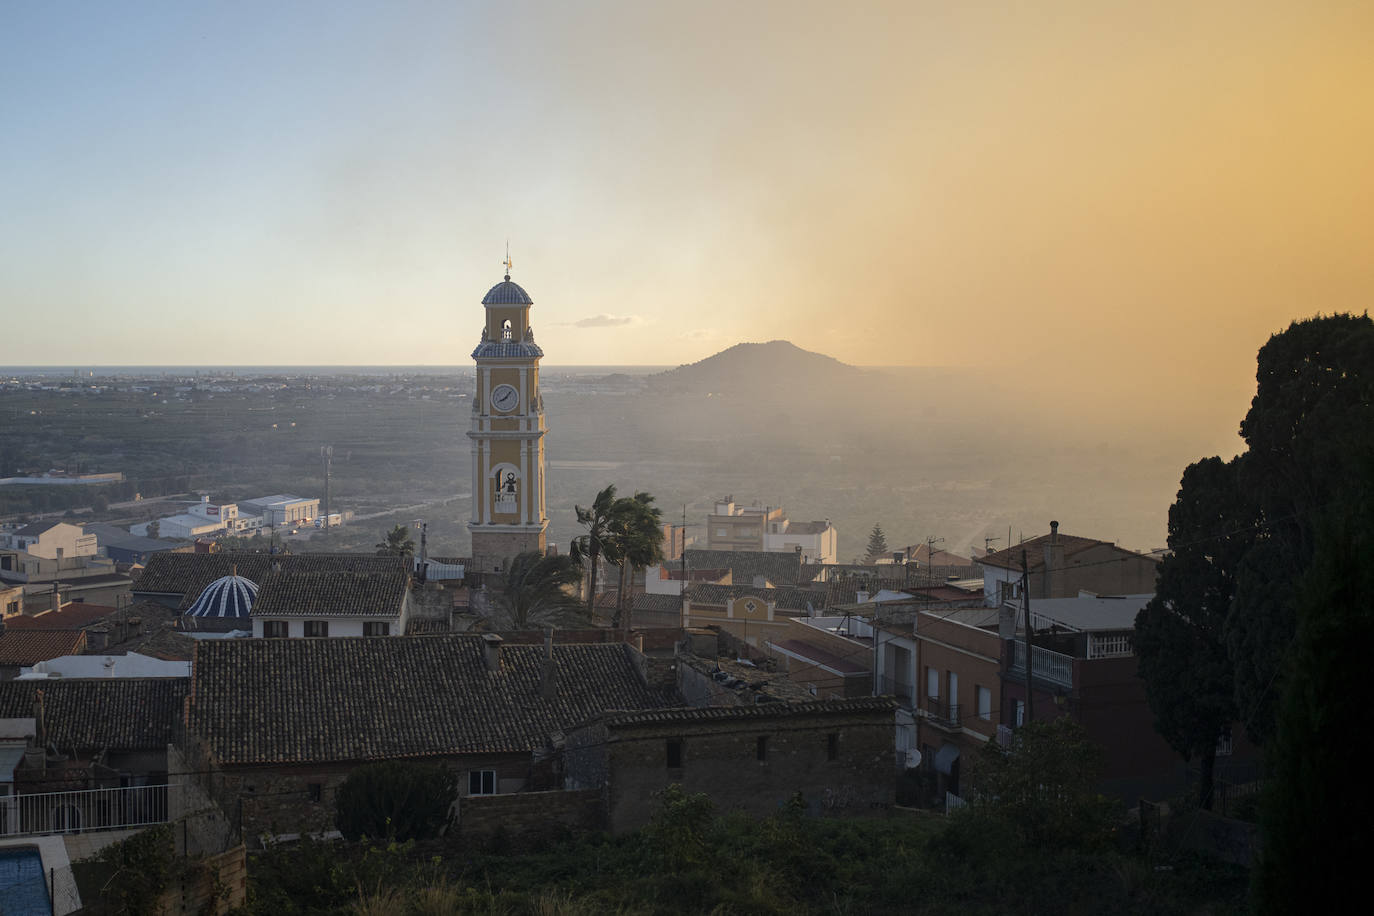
[0, 744, 27, 782]
[934, 742, 961, 776]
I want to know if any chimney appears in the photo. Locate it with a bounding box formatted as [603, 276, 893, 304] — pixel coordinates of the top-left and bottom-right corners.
[50, 587, 61, 615]
[856, 589, 870, 604]
[482, 633, 504, 672]
[538, 628, 557, 701]
[1043, 521, 1063, 599]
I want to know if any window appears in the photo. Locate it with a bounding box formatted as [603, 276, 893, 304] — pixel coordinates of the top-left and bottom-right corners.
[827, 733, 839, 761]
[926, 667, 939, 701]
[756, 736, 768, 762]
[666, 739, 683, 769]
[307, 783, 322, 803]
[262, 621, 288, 639]
[947, 671, 959, 706]
[1013, 699, 1025, 727]
[363, 621, 390, 637]
[468, 770, 496, 795]
[304, 620, 329, 638]
[977, 686, 992, 721]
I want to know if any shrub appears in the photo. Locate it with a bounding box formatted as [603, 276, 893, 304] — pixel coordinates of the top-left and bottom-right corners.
[335, 761, 457, 842]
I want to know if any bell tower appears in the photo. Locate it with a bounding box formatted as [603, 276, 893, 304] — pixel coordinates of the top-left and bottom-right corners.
[467, 261, 548, 572]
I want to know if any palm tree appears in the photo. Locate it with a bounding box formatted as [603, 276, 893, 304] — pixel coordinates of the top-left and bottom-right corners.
[489, 551, 585, 630]
[376, 525, 416, 560]
[609, 492, 665, 631]
[569, 484, 621, 615]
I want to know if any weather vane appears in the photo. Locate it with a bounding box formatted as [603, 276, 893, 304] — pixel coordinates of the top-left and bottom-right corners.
[503, 241, 513, 280]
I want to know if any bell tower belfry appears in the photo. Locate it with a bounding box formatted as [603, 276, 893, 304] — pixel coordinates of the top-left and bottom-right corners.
[467, 262, 548, 572]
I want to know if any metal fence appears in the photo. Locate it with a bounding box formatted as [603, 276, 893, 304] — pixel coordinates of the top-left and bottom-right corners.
[1010, 641, 1075, 688]
[0, 784, 169, 838]
[924, 696, 961, 729]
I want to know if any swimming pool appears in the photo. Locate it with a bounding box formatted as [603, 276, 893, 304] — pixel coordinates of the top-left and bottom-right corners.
[0, 846, 51, 916]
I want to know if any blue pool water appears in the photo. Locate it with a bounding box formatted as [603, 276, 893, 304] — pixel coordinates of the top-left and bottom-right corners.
[0, 847, 51, 916]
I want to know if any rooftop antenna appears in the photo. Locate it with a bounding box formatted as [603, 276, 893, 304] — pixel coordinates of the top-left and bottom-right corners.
[503, 241, 513, 281]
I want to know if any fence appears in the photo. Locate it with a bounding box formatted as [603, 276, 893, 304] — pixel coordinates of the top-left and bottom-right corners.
[0, 784, 169, 838]
[1009, 641, 1074, 688]
[924, 696, 961, 729]
[1086, 631, 1134, 659]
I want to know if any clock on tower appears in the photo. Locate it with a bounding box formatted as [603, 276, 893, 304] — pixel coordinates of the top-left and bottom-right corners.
[467, 263, 549, 572]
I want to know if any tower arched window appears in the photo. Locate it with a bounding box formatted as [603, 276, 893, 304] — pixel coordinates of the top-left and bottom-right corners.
[501, 320, 512, 340]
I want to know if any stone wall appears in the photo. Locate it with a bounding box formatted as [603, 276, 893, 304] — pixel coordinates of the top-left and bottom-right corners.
[454, 788, 602, 842]
[601, 708, 896, 833]
[214, 752, 532, 845]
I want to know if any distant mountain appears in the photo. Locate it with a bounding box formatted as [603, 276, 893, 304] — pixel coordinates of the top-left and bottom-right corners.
[647, 340, 867, 395]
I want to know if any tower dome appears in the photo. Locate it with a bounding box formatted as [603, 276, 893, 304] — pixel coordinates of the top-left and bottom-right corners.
[185, 574, 259, 619]
[481, 278, 534, 305]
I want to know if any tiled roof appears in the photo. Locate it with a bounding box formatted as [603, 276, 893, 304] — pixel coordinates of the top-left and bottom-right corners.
[632, 593, 683, 615]
[0, 630, 86, 667]
[134, 553, 407, 610]
[596, 697, 897, 729]
[481, 279, 534, 305]
[4, 603, 118, 630]
[251, 569, 408, 618]
[12, 520, 66, 537]
[471, 341, 544, 359]
[978, 533, 1146, 571]
[187, 635, 677, 765]
[684, 549, 803, 587]
[684, 583, 828, 612]
[0, 678, 188, 750]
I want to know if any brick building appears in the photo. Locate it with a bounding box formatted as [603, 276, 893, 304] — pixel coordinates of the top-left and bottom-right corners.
[563, 697, 897, 832]
[976, 521, 1160, 607]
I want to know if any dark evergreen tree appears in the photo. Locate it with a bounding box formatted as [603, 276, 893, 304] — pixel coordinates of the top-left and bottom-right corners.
[865, 524, 889, 563]
[1228, 313, 1374, 741]
[1135, 456, 1254, 808]
[1254, 490, 1374, 913]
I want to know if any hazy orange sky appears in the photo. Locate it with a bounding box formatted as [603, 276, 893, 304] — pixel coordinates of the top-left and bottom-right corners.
[2, 1, 1370, 425]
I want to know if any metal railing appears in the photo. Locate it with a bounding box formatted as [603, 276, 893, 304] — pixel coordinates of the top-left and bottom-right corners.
[1087, 631, 1134, 659]
[877, 677, 915, 709]
[1010, 641, 1075, 689]
[924, 696, 961, 729]
[0, 783, 169, 838]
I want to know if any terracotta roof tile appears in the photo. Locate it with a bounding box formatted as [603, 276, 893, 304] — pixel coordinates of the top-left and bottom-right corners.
[134, 552, 407, 610]
[0, 630, 86, 667]
[187, 635, 677, 765]
[0, 678, 187, 750]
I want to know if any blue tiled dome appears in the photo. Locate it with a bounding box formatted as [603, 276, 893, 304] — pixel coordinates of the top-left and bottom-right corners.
[185, 574, 258, 619]
[482, 278, 533, 305]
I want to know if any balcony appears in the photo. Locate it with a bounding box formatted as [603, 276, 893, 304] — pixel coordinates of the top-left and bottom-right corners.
[924, 697, 961, 730]
[877, 677, 915, 709]
[0, 784, 169, 839]
[1009, 641, 1074, 689]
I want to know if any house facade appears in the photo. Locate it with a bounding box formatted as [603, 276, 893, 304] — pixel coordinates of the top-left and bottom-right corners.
[563, 698, 897, 833]
[977, 521, 1160, 606]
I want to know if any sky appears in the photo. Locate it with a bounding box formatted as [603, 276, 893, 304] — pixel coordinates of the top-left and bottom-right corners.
[2, 1, 1371, 429]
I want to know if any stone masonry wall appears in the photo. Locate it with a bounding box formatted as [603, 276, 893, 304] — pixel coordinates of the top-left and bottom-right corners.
[604, 710, 895, 833]
[454, 788, 602, 842]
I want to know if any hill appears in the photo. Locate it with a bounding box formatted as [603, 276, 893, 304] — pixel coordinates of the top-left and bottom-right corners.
[647, 340, 868, 395]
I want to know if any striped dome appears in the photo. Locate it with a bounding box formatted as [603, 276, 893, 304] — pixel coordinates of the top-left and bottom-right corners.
[481, 278, 533, 305]
[185, 574, 258, 618]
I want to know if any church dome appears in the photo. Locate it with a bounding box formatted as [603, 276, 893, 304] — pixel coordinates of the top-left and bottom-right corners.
[185, 574, 258, 619]
[482, 278, 533, 306]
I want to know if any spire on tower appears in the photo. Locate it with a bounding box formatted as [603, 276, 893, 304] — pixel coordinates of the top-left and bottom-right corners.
[503, 241, 513, 281]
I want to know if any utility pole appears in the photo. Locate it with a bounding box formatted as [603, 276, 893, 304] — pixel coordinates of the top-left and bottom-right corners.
[320, 446, 333, 526]
[1021, 549, 1033, 725]
[924, 536, 944, 609]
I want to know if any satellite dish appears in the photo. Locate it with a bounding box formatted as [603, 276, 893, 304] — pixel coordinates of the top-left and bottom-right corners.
[904, 749, 922, 769]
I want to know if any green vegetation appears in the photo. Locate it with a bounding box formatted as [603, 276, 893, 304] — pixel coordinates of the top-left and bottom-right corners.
[569, 484, 620, 615]
[864, 523, 889, 563]
[335, 761, 458, 843]
[488, 550, 586, 630]
[239, 790, 1247, 915]
[607, 490, 665, 630]
[375, 525, 417, 560]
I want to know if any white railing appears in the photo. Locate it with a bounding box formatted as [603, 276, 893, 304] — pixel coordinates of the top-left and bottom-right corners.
[996, 724, 1014, 749]
[1010, 641, 1074, 689]
[1087, 631, 1134, 659]
[945, 791, 966, 814]
[0, 784, 169, 838]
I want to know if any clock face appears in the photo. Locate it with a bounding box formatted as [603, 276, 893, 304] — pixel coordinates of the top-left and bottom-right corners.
[490, 384, 520, 412]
